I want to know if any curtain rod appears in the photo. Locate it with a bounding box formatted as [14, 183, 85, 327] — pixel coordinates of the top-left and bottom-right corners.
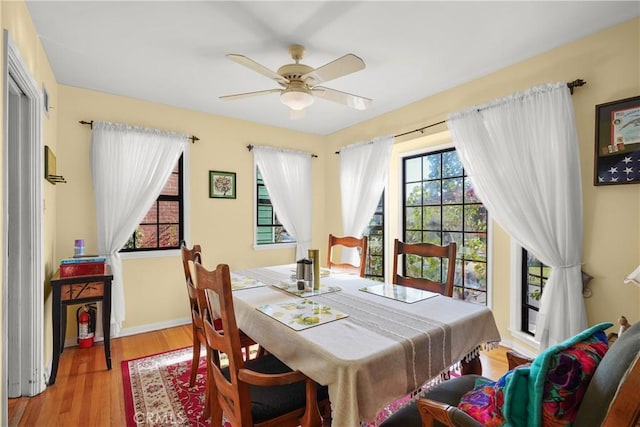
[335, 79, 586, 154]
[79, 120, 200, 144]
[392, 79, 586, 139]
[246, 144, 318, 158]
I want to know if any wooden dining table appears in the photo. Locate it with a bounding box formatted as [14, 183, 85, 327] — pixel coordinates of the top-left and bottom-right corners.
[230, 264, 501, 426]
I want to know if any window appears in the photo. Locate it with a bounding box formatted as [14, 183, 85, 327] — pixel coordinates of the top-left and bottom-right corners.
[122, 155, 183, 252]
[364, 194, 385, 281]
[522, 249, 551, 335]
[402, 148, 488, 304]
[256, 168, 295, 245]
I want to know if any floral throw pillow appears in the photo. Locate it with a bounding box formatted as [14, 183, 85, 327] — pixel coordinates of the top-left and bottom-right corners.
[457, 323, 612, 427]
[528, 322, 611, 427]
[457, 362, 531, 427]
[457, 376, 506, 427]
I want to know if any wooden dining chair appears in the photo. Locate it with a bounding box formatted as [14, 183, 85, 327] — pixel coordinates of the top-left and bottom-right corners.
[180, 242, 206, 387]
[196, 262, 330, 427]
[327, 234, 368, 277]
[180, 243, 258, 386]
[392, 239, 457, 296]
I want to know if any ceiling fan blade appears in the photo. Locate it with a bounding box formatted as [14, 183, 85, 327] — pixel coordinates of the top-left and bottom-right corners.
[226, 54, 289, 86]
[219, 88, 282, 101]
[312, 87, 372, 110]
[301, 54, 365, 85]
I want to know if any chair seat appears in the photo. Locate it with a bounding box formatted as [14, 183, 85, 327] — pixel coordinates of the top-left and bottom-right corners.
[222, 353, 329, 423]
[380, 375, 482, 427]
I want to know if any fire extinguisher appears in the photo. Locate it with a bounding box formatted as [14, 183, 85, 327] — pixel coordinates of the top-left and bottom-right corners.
[77, 304, 95, 348]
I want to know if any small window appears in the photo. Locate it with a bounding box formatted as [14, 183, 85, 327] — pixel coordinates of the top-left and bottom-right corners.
[364, 194, 385, 281]
[255, 168, 295, 245]
[121, 155, 183, 252]
[522, 249, 551, 335]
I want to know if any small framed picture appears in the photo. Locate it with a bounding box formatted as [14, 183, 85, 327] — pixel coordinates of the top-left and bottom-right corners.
[594, 95, 640, 186]
[209, 171, 236, 199]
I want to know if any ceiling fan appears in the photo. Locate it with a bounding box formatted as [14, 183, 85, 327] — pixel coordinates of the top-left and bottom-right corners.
[220, 44, 372, 115]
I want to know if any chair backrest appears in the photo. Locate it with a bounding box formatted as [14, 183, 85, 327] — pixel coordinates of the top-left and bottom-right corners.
[327, 234, 368, 277]
[196, 262, 250, 425]
[180, 241, 203, 318]
[197, 262, 325, 427]
[392, 239, 456, 296]
[575, 320, 640, 426]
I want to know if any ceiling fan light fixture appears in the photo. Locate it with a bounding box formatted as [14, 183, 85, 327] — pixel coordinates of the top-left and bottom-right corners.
[223, 44, 371, 113]
[280, 88, 314, 111]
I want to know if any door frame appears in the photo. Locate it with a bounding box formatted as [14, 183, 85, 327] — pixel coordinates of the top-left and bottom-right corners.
[2, 29, 45, 419]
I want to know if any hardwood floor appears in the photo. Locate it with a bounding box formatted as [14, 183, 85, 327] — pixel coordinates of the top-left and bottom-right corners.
[8, 324, 509, 426]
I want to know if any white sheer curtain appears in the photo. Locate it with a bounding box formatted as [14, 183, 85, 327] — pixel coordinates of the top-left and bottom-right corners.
[447, 82, 586, 349]
[253, 146, 312, 260]
[91, 121, 187, 336]
[625, 265, 640, 286]
[339, 135, 394, 264]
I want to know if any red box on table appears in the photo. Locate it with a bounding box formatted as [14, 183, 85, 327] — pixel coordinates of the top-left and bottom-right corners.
[60, 262, 106, 277]
[59, 256, 107, 277]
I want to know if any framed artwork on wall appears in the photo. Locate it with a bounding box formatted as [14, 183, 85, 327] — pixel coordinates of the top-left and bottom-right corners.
[209, 171, 236, 199]
[594, 95, 640, 186]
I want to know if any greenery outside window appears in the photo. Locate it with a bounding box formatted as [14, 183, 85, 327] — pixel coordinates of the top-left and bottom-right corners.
[122, 155, 183, 251]
[402, 148, 488, 304]
[256, 168, 295, 245]
[522, 249, 551, 335]
[364, 194, 384, 281]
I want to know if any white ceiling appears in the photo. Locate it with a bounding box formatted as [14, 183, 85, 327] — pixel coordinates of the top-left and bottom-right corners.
[26, 1, 639, 135]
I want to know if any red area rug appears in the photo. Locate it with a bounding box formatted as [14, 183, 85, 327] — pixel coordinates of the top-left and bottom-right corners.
[122, 347, 212, 427]
[121, 347, 417, 426]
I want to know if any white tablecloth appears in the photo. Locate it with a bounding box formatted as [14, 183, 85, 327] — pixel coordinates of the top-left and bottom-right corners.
[231, 265, 501, 426]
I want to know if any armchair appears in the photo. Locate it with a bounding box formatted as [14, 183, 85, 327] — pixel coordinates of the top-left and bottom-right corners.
[381, 321, 640, 427]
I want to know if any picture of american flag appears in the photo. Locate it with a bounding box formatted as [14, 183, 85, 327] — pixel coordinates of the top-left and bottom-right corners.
[597, 150, 640, 184]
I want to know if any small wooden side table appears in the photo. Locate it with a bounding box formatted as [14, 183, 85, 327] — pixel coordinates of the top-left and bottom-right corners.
[49, 267, 113, 385]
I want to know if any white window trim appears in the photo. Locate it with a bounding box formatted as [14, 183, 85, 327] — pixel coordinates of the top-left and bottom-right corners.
[252, 242, 297, 251]
[119, 146, 189, 260]
[120, 248, 181, 260]
[509, 239, 541, 352]
[397, 142, 493, 308]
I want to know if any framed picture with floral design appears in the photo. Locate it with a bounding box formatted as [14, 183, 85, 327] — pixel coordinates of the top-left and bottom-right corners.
[209, 171, 236, 199]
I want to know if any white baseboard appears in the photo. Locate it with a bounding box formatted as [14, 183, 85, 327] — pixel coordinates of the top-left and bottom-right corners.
[61, 316, 191, 348]
[118, 317, 192, 338]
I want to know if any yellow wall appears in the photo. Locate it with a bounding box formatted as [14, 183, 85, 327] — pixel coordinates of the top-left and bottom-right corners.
[56, 86, 325, 331]
[1, 0, 58, 408]
[1, 6, 638, 411]
[56, 18, 640, 348]
[324, 17, 640, 350]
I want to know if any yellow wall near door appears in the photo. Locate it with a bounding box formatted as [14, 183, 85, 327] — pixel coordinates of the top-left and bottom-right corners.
[1, 0, 59, 399]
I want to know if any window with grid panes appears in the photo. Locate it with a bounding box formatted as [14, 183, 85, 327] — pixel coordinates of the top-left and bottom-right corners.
[364, 194, 384, 281]
[122, 155, 183, 251]
[256, 168, 295, 245]
[402, 148, 488, 304]
[522, 249, 551, 335]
